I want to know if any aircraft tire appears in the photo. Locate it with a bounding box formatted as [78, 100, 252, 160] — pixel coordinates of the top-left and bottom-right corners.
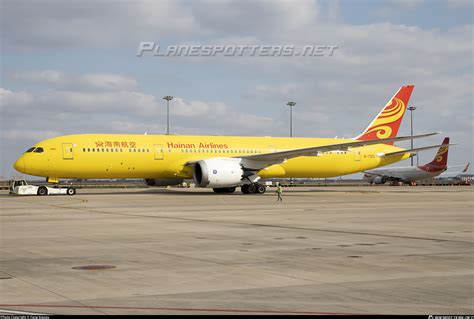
[241, 184, 250, 194]
[213, 187, 236, 194]
[247, 183, 257, 194]
[67, 187, 76, 195]
[256, 183, 266, 194]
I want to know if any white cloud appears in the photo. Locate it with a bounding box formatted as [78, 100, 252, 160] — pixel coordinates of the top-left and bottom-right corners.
[2, 0, 321, 50]
[11, 70, 66, 85]
[243, 84, 302, 101]
[0, 88, 33, 109]
[11, 71, 138, 91]
[2, 0, 202, 50]
[76, 74, 138, 91]
[4, 129, 62, 141]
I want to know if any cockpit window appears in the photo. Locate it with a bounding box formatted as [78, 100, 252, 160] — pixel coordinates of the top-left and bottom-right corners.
[25, 147, 36, 153]
[33, 147, 44, 153]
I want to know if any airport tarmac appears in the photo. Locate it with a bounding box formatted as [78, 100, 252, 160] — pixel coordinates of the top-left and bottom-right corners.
[0, 186, 473, 315]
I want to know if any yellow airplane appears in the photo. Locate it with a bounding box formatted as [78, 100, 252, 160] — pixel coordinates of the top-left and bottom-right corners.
[14, 85, 441, 194]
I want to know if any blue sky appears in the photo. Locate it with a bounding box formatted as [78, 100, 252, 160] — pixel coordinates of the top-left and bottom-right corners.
[1, 0, 472, 179]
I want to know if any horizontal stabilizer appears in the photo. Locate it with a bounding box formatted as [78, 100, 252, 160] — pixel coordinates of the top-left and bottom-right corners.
[378, 143, 456, 158]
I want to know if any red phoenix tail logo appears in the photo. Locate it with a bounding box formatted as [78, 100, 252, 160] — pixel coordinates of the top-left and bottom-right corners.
[357, 85, 414, 145]
[362, 98, 405, 140]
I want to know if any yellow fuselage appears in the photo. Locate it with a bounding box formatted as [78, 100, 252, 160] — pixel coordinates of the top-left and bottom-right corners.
[15, 134, 409, 178]
[14, 134, 411, 180]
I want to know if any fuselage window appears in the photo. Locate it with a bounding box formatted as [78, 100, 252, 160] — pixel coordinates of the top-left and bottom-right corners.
[133, 149, 136, 152]
[83, 148, 86, 152]
[138, 149, 141, 152]
[92, 148, 95, 152]
[87, 148, 90, 152]
[120, 149, 123, 152]
[106, 149, 109, 152]
[111, 149, 114, 152]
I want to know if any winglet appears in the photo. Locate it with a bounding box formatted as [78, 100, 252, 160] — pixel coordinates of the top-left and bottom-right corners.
[462, 162, 470, 173]
[356, 85, 415, 145]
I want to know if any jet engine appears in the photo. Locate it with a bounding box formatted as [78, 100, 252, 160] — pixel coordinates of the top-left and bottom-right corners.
[372, 176, 387, 184]
[144, 178, 183, 186]
[193, 158, 244, 188]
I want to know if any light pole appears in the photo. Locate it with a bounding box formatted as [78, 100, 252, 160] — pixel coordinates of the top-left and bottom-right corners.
[286, 102, 296, 137]
[408, 106, 416, 166]
[163, 96, 173, 135]
[286, 102, 296, 187]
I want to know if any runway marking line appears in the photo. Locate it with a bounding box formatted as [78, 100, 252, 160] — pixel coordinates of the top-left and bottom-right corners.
[0, 304, 370, 315]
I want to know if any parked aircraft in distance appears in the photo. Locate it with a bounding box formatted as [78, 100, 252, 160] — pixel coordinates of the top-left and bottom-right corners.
[363, 137, 458, 185]
[431, 162, 471, 184]
[14, 85, 443, 194]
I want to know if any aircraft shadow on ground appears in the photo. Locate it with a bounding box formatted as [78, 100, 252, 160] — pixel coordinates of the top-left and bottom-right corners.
[71, 188, 379, 196]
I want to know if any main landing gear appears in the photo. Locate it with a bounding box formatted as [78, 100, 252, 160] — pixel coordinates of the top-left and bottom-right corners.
[212, 187, 236, 194]
[241, 183, 266, 194]
[212, 183, 266, 195]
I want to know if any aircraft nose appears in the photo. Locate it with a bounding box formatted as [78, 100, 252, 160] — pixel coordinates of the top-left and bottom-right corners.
[14, 157, 25, 173]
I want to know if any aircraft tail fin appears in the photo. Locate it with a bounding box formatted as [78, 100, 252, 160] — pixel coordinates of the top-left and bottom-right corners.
[355, 85, 414, 145]
[426, 137, 450, 168]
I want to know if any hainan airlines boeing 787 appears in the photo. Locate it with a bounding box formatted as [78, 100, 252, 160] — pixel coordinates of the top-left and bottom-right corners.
[14, 85, 441, 194]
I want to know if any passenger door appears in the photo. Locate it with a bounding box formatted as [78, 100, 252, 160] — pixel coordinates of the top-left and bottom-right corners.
[353, 149, 361, 161]
[154, 144, 164, 160]
[62, 143, 74, 160]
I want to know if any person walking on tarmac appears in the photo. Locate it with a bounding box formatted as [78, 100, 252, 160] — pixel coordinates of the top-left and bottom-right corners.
[276, 182, 283, 202]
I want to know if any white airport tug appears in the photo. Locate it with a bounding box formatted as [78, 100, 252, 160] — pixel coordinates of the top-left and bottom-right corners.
[9, 179, 76, 196]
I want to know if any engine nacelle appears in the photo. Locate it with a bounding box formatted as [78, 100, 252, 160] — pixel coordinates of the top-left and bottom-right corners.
[193, 158, 244, 188]
[144, 178, 183, 186]
[372, 176, 387, 184]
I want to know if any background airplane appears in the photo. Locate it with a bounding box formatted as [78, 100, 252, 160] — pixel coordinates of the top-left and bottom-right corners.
[363, 137, 458, 185]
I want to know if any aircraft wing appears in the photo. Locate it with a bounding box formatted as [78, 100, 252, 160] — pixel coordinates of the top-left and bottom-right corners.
[238, 132, 438, 169]
[378, 143, 456, 158]
[438, 163, 470, 176]
[362, 170, 387, 177]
